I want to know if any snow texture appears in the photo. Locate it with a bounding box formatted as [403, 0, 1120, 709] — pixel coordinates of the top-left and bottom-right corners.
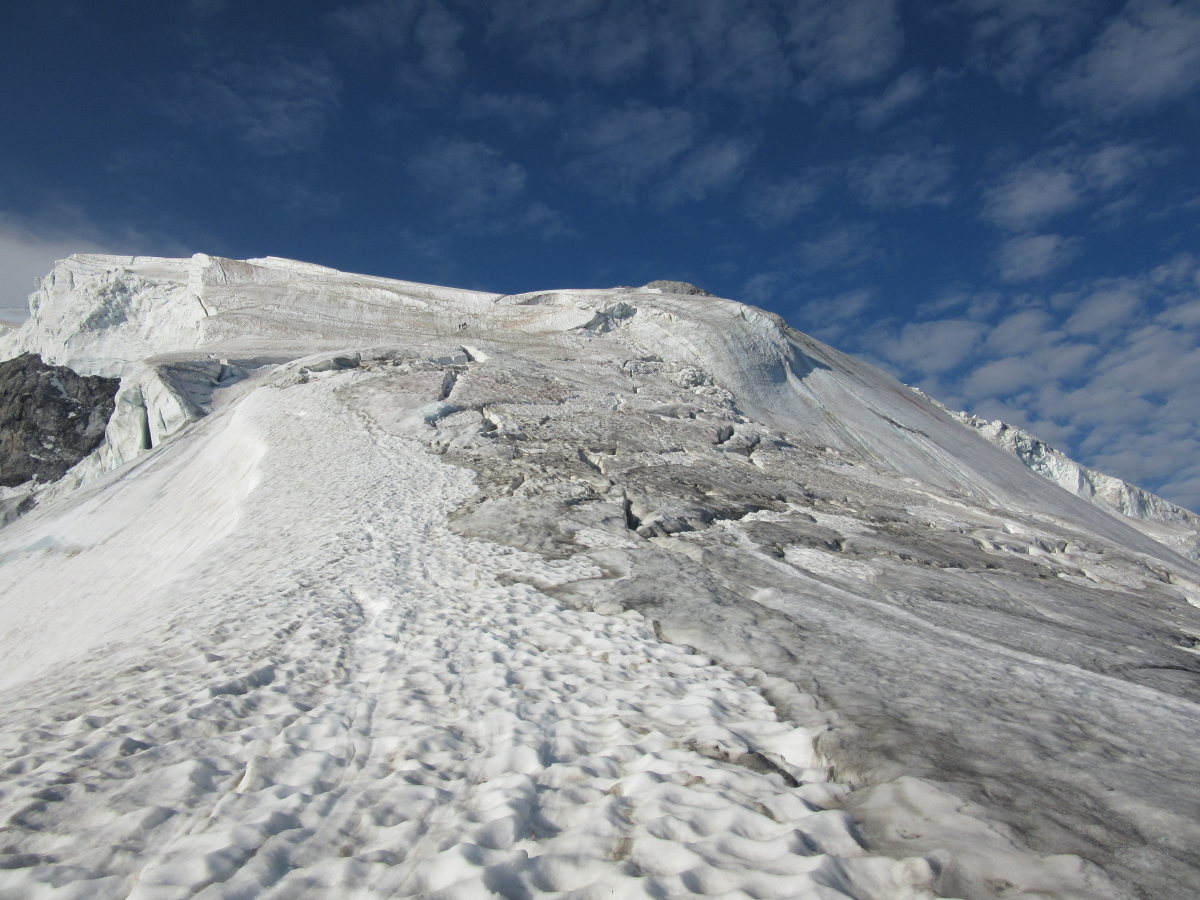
[1, 254, 1198, 900]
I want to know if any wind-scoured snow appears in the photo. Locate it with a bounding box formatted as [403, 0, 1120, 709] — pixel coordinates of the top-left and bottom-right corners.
[1, 254, 1198, 900]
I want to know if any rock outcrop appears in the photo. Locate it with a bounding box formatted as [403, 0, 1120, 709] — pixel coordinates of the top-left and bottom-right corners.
[0, 353, 119, 487]
[643, 279, 714, 296]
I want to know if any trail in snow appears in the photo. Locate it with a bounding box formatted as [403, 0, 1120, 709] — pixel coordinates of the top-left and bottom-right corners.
[0, 371, 934, 900]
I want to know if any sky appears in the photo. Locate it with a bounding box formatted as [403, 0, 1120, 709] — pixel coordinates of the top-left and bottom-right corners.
[1, 0, 1199, 509]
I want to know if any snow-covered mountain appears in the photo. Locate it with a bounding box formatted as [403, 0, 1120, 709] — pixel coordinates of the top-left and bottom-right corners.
[1, 254, 1198, 900]
[948, 410, 1200, 561]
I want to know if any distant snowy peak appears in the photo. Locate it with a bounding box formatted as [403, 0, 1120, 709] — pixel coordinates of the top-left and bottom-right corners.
[955, 412, 1196, 521]
[936, 407, 1200, 561]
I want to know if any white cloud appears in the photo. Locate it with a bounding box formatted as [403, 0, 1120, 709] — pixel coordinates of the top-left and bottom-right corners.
[1082, 142, 1153, 190]
[1062, 280, 1143, 333]
[983, 164, 1081, 230]
[170, 58, 340, 155]
[871, 318, 988, 374]
[787, 0, 904, 100]
[849, 144, 955, 210]
[1047, 0, 1200, 116]
[855, 69, 931, 130]
[996, 233, 1082, 281]
[981, 142, 1156, 231]
[564, 103, 698, 204]
[852, 253, 1200, 510]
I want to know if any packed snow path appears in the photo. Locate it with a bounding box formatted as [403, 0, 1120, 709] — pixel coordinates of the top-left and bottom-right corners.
[0, 372, 934, 900]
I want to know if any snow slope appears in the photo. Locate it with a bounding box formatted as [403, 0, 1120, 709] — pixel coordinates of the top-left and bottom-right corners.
[1, 254, 1199, 900]
[0, 367, 933, 900]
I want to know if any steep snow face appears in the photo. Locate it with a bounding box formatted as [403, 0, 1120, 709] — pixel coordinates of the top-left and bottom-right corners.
[2, 255, 1199, 900]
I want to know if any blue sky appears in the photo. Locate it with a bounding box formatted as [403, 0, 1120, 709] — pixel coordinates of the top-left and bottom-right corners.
[2, 0, 1199, 508]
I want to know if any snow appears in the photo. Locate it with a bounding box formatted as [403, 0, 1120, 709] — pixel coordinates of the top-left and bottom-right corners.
[0, 361, 933, 900]
[1, 254, 1199, 899]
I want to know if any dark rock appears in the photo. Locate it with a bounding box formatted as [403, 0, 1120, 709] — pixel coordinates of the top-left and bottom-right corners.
[643, 280, 714, 297]
[0, 354, 120, 487]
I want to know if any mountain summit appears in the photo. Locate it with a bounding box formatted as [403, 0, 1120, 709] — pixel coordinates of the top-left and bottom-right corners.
[1, 254, 1198, 900]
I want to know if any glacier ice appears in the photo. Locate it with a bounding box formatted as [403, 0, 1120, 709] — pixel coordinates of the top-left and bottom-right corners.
[0, 253, 1198, 900]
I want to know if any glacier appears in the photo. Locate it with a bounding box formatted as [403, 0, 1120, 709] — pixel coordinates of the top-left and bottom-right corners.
[0, 253, 1198, 900]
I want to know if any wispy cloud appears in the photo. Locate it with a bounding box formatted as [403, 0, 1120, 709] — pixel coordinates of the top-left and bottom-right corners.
[871, 318, 988, 374]
[787, 0, 904, 100]
[485, 0, 790, 99]
[0, 209, 190, 313]
[849, 143, 955, 210]
[983, 163, 1082, 230]
[1046, 0, 1200, 116]
[329, 0, 423, 51]
[793, 287, 877, 342]
[959, 0, 1099, 91]
[484, 0, 901, 103]
[996, 232, 1082, 281]
[408, 139, 569, 238]
[855, 69, 933, 130]
[564, 102, 698, 204]
[798, 223, 879, 271]
[170, 57, 340, 155]
[653, 136, 756, 208]
[981, 142, 1156, 230]
[458, 92, 557, 132]
[742, 169, 830, 228]
[331, 0, 464, 102]
[0, 217, 105, 315]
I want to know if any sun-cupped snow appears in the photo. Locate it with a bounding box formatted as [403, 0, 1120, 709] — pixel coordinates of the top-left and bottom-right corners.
[1, 254, 1199, 900]
[0, 356, 935, 900]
